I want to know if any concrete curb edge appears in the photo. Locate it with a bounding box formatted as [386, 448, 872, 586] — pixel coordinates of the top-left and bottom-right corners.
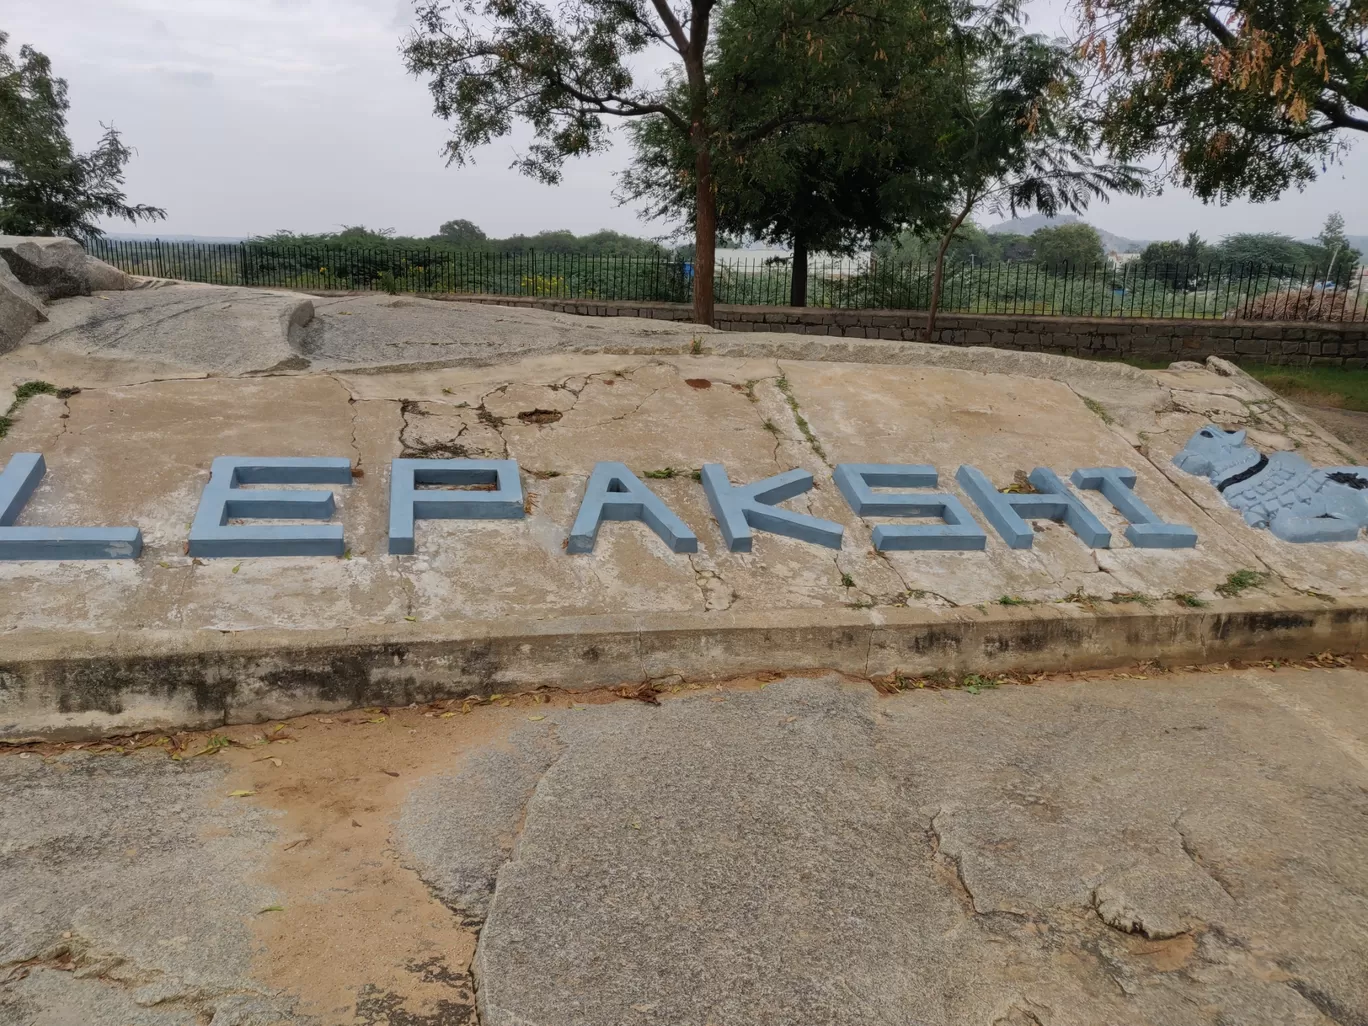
[1, 595, 1362, 739]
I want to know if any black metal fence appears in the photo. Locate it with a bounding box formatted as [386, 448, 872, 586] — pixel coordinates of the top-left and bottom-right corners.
[88, 239, 1368, 323]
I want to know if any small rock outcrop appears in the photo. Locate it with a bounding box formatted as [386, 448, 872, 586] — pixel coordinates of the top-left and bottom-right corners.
[0, 256, 49, 353]
[0, 235, 136, 351]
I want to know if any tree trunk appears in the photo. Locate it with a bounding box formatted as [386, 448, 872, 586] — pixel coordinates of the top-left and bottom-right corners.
[789, 236, 809, 307]
[692, 139, 716, 326]
[926, 197, 974, 338]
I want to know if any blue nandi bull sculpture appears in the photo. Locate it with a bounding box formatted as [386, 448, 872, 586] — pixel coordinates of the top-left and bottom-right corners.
[1174, 425, 1368, 542]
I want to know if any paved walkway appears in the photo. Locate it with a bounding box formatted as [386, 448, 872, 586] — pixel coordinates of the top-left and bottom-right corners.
[3, 665, 1366, 1025]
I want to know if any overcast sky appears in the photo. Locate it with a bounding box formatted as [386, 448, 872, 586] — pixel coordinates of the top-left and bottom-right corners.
[6, 0, 1366, 243]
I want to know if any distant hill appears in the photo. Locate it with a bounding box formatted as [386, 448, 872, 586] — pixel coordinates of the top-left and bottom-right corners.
[985, 213, 1147, 254]
[1347, 236, 1368, 254]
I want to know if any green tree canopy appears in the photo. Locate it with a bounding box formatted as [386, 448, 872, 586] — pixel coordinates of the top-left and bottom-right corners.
[1213, 232, 1317, 267]
[436, 218, 486, 246]
[1030, 223, 1104, 268]
[621, 0, 963, 305]
[918, 18, 1145, 329]
[1140, 232, 1215, 266]
[0, 32, 164, 238]
[1311, 211, 1361, 285]
[1078, 0, 1368, 202]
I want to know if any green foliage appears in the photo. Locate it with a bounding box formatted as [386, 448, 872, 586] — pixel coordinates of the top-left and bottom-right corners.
[0, 32, 163, 237]
[1216, 569, 1269, 597]
[1140, 232, 1216, 266]
[436, 218, 486, 246]
[1079, 0, 1368, 202]
[920, 19, 1145, 325]
[1313, 212, 1361, 286]
[621, 0, 963, 304]
[1215, 232, 1318, 267]
[250, 223, 669, 258]
[1243, 363, 1368, 413]
[1030, 223, 1104, 268]
[874, 224, 1034, 264]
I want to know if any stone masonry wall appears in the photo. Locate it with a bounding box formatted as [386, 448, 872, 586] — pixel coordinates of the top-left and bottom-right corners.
[445, 294, 1368, 367]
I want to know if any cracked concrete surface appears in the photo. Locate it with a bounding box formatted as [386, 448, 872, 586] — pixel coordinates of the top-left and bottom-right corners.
[4, 668, 1366, 1025]
[4, 342, 1363, 639]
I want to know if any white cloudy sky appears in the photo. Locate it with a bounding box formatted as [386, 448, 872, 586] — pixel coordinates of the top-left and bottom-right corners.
[6, 0, 1366, 242]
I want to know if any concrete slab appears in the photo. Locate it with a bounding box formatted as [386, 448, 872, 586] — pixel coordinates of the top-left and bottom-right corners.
[2, 294, 1368, 734]
[2, 667, 1366, 1024]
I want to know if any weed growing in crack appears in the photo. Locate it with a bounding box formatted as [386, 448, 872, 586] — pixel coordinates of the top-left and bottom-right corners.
[1082, 396, 1114, 425]
[961, 673, 1000, 694]
[0, 381, 80, 439]
[689, 336, 704, 355]
[1172, 592, 1206, 607]
[690, 469, 702, 482]
[1109, 592, 1154, 606]
[775, 375, 828, 462]
[645, 467, 678, 479]
[840, 572, 856, 588]
[998, 595, 1032, 606]
[1217, 569, 1269, 597]
[762, 419, 780, 435]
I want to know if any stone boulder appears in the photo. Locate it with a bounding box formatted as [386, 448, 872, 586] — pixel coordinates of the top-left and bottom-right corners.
[83, 254, 135, 291]
[0, 236, 92, 300]
[0, 235, 138, 301]
[0, 257, 48, 353]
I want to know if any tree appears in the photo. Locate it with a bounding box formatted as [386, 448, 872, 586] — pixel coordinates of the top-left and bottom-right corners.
[0, 33, 164, 238]
[1078, 0, 1368, 202]
[621, 0, 961, 306]
[1140, 231, 1214, 266]
[1214, 232, 1315, 267]
[402, 0, 930, 324]
[436, 218, 486, 246]
[921, 21, 1145, 332]
[1312, 211, 1361, 286]
[1030, 223, 1104, 268]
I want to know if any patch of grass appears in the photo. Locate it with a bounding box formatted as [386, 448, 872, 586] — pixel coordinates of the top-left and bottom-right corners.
[1172, 592, 1207, 608]
[528, 469, 561, 479]
[0, 415, 11, 439]
[998, 595, 1033, 606]
[1216, 569, 1269, 598]
[1081, 395, 1114, 425]
[689, 336, 704, 355]
[1242, 362, 1368, 412]
[644, 467, 678, 479]
[690, 469, 702, 482]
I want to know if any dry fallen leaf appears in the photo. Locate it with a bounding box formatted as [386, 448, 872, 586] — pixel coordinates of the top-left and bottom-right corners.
[227, 789, 257, 798]
[253, 756, 283, 767]
[381, 769, 400, 777]
[528, 714, 546, 721]
[258, 905, 285, 914]
[440, 711, 458, 718]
